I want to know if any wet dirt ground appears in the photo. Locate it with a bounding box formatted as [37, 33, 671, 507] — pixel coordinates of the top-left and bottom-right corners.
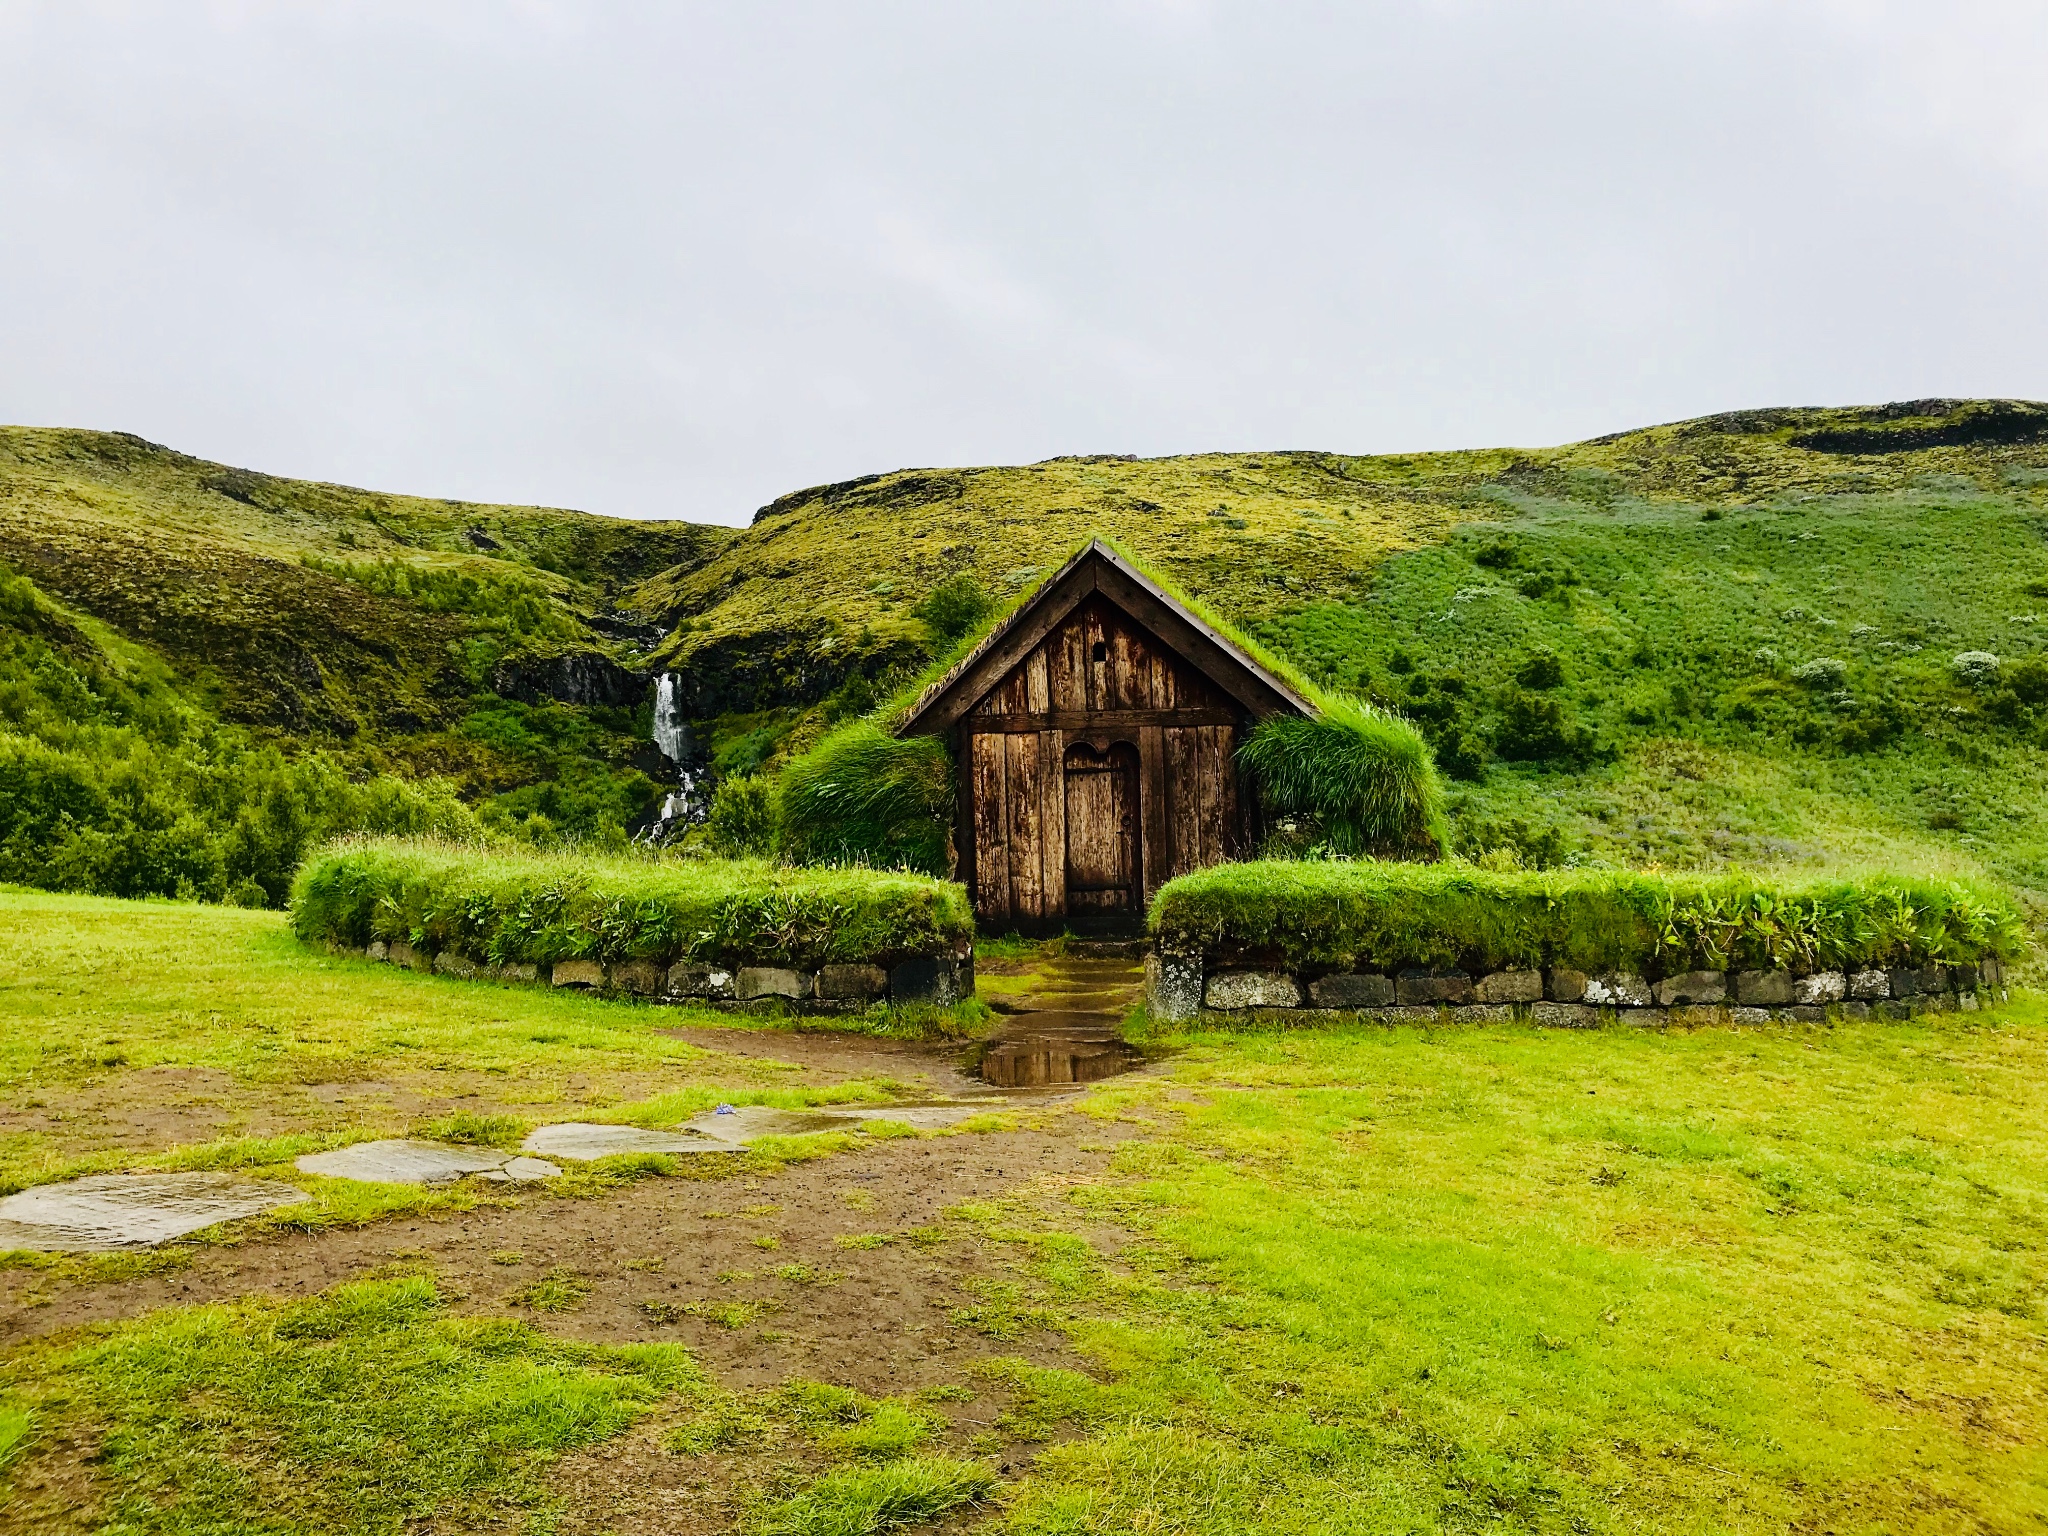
[0, 952, 1155, 1533]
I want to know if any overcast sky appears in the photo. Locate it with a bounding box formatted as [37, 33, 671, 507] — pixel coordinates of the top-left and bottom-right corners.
[3, 2, 2045, 525]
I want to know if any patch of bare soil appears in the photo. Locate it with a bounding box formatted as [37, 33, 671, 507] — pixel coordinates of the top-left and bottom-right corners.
[2, 1113, 1137, 1534]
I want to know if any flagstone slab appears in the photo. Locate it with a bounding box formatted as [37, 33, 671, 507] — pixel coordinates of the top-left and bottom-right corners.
[0, 1173, 309, 1252]
[294, 1139, 519, 1185]
[519, 1124, 737, 1160]
[678, 1102, 989, 1144]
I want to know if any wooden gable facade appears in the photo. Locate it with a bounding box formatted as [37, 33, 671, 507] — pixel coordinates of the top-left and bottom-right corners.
[898, 541, 1311, 932]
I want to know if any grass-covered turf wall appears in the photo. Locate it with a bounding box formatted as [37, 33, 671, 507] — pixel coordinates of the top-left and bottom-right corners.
[1150, 859, 2025, 975]
[291, 839, 972, 970]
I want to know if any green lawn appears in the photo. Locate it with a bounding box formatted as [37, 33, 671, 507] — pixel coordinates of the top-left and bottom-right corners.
[981, 1014, 2048, 1532]
[2, 894, 2044, 1532]
[0, 891, 915, 1220]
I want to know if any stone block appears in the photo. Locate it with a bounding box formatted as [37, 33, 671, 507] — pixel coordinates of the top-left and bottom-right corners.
[365, 940, 390, 963]
[388, 940, 428, 972]
[612, 958, 666, 995]
[1946, 962, 1980, 994]
[1784, 1005, 1828, 1024]
[551, 959, 604, 989]
[1205, 971, 1304, 1010]
[1379, 1006, 1443, 1025]
[1654, 970, 1726, 1006]
[493, 962, 540, 985]
[1474, 969, 1543, 1004]
[1959, 991, 1980, 1012]
[889, 955, 968, 1006]
[1309, 972, 1395, 1008]
[1583, 972, 1651, 1007]
[736, 966, 812, 1001]
[1888, 966, 1944, 998]
[817, 963, 889, 1002]
[1913, 991, 1955, 1015]
[1734, 970, 1795, 1007]
[662, 964, 734, 1000]
[1848, 968, 1890, 1000]
[1729, 1006, 1771, 1025]
[1873, 1000, 1913, 1022]
[1617, 1007, 1664, 1028]
[433, 951, 481, 980]
[1531, 1002, 1597, 1029]
[1838, 1000, 1870, 1021]
[1146, 953, 1204, 1022]
[1980, 957, 2004, 988]
[1450, 1004, 1515, 1025]
[1395, 970, 1472, 1006]
[1548, 968, 1589, 1002]
[1668, 1005, 1726, 1027]
[1794, 971, 1846, 1005]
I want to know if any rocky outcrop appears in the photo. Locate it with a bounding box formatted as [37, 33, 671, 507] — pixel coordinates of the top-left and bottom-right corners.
[491, 651, 645, 708]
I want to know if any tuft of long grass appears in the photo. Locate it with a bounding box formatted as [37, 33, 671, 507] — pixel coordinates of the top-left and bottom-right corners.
[748, 1455, 996, 1536]
[0, 1402, 32, 1473]
[1236, 695, 1446, 859]
[776, 725, 954, 875]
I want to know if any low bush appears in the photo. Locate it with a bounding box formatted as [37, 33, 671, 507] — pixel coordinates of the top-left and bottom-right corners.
[291, 838, 972, 969]
[1236, 696, 1445, 859]
[1150, 859, 2024, 975]
[777, 724, 953, 875]
[707, 775, 778, 856]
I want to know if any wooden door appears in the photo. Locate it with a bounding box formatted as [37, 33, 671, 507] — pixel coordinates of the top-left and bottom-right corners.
[1063, 742, 1139, 912]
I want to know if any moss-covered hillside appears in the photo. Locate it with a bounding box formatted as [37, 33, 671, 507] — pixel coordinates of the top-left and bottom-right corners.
[639, 400, 2048, 899]
[0, 428, 734, 897]
[9, 400, 2048, 908]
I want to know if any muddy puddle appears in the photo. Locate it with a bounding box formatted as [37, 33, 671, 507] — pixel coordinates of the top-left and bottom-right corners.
[976, 953, 1145, 1089]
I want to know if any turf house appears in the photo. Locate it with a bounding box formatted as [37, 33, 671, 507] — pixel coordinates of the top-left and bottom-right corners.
[897, 539, 1314, 931]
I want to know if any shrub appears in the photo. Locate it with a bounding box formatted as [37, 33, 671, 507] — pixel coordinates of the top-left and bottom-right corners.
[1791, 657, 1847, 689]
[1494, 688, 1601, 765]
[777, 724, 953, 875]
[1235, 696, 1445, 859]
[706, 775, 777, 856]
[290, 839, 972, 968]
[2007, 654, 2048, 705]
[910, 575, 994, 644]
[1150, 859, 2024, 975]
[1514, 651, 1564, 689]
[1435, 728, 1491, 782]
[1952, 651, 2001, 688]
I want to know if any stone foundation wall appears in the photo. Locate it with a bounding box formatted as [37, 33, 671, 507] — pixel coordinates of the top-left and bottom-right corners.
[1146, 954, 2009, 1027]
[336, 940, 975, 1011]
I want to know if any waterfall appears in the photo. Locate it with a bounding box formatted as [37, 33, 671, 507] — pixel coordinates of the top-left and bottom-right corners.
[653, 673, 688, 764]
[640, 672, 708, 844]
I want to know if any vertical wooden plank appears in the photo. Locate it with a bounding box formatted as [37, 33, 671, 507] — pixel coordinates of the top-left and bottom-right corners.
[1166, 727, 1200, 881]
[1025, 648, 1051, 715]
[1047, 621, 1078, 712]
[955, 724, 974, 889]
[1083, 606, 1106, 713]
[972, 734, 1009, 926]
[1114, 622, 1146, 712]
[1198, 725, 1228, 868]
[1138, 725, 1167, 905]
[1040, 729, 1066, 918]
[1007, 732, 1043, 921]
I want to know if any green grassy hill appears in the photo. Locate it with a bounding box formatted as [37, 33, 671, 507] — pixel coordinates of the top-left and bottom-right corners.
[640, 399, 2048, 902]
[7, 401, 2048, 907]
[0, 428, 733, 898]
